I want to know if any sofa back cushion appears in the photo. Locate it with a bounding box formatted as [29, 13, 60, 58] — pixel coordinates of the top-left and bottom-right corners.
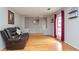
[1, 27, 21, 40]
[4, 29, 12, 38]
[1, 30, 9, 41]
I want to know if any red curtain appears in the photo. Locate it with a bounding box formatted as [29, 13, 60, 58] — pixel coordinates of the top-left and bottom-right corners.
[61, 10, 64, 41]
[54, 14, 56, 38]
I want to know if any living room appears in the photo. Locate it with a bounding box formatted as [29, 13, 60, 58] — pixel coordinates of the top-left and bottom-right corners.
[0, 7, 79, 51]
[0, 7, 57, 50]
[0, 0, 79, 59]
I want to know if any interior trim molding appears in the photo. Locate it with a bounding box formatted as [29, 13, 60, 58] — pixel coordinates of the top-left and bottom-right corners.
[65, 41, 79, 50]
[0, 48, 6, 51]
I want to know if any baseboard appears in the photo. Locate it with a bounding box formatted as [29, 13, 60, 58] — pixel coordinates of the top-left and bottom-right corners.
[0, 48, 6, 51]
[46, 35, 54, 37]
[29, 33, 44, 35]
[65, 41, 79, 50]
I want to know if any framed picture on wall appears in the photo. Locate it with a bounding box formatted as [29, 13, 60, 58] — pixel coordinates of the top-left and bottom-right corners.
[8, 10, 14, 24]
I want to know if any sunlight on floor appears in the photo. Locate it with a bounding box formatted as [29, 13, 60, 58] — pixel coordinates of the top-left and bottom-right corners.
[5, 33, 78, 51]
[56, 42, 62, 51]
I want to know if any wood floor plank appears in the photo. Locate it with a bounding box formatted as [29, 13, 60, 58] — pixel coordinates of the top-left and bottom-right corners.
[5, 33, 78, 51]
[22, 33, 78, 51]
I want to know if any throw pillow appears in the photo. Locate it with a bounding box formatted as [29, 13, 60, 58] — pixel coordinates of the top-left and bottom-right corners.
[16, 28, 21, 35]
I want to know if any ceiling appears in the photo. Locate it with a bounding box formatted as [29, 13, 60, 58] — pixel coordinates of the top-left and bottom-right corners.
[10, 7, 61, 17]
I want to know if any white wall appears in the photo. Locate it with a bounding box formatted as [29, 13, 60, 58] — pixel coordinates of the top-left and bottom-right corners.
[55, 7, 79, 49]
[19, 16, 25, 32]
[0, 7, 21, 48]
[44, 16, 54, 36]
[64, 7, 79, 49]
[20, 16, 54, 36]
[23, 17, 47, 34]
[50, 22, 54, 36]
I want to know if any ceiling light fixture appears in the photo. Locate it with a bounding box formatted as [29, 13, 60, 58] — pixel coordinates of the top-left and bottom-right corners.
[48, 8, 51, 10]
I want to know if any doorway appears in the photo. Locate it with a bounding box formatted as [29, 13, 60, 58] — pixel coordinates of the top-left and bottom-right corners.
[54, 10, 64, 41]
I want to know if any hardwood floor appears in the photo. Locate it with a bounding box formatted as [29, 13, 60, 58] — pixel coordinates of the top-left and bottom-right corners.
[4, 33, 78, 51]
[20, 33, 78, 51]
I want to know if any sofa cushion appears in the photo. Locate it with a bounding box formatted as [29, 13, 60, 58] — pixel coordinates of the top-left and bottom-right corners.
[1, 30, 9, 41]
[4, 29, 12, 38]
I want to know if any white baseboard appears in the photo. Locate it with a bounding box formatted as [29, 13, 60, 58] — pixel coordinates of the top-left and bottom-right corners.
[0, 48, 5, 51]
[65, 41, 79, 50]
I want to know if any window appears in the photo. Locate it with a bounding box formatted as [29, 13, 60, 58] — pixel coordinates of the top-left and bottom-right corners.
[56, 14, 62, 40]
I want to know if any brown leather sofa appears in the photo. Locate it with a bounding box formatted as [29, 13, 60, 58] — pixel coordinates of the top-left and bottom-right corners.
[1, 27, 29, 50]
